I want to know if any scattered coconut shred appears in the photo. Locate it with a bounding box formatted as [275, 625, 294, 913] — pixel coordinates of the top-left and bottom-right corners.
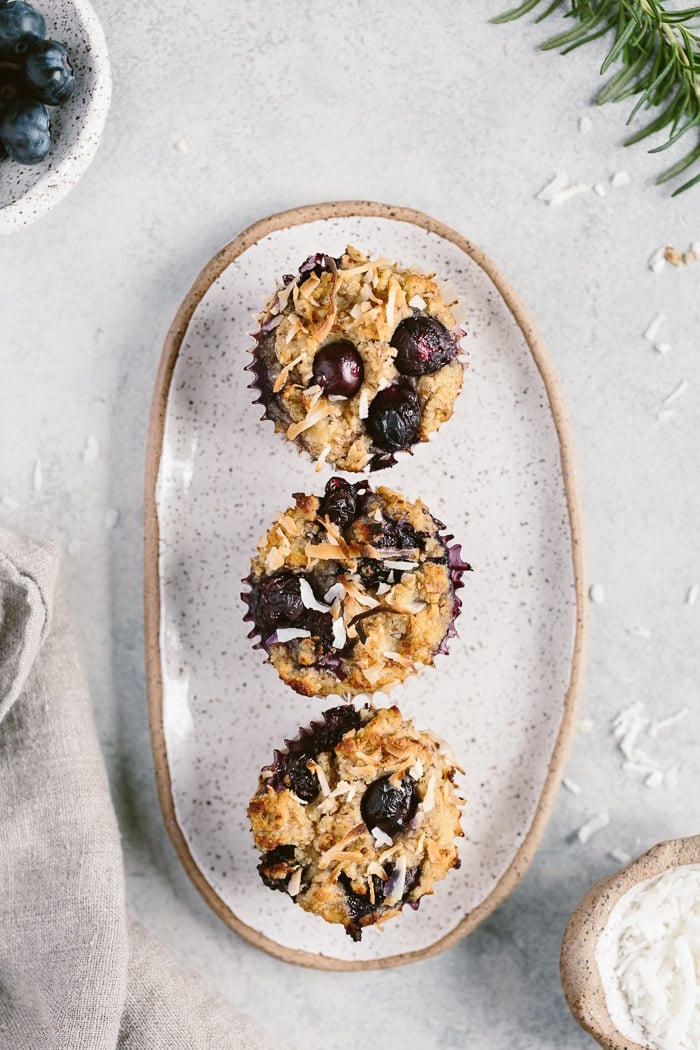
[612, 701, 687, 789]
[597, 865, 700, 1050]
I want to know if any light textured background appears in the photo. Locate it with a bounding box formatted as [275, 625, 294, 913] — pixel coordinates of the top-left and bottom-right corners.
[1, 2, 698, 1047]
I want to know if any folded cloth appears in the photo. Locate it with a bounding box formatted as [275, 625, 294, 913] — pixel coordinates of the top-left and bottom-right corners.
[0, 529, 276, 1050]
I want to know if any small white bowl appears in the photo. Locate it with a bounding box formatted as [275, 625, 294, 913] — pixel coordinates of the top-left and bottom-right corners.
[560, 834, 700, 1049]
[0, 0, 111, 235]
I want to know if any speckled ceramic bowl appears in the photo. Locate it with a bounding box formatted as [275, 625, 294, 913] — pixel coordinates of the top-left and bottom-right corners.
[0, 0, 111, 235]
[561, 834, 700, 1049]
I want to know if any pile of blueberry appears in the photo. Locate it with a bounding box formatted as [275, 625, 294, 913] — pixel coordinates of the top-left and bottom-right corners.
[0, 1, 76, 165]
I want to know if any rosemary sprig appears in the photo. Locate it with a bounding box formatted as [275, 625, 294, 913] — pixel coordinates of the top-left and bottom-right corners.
[491, 1, 700, 195]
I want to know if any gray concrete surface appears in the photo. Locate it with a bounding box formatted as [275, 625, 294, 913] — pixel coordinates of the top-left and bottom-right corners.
[1, 2, 699, 1047]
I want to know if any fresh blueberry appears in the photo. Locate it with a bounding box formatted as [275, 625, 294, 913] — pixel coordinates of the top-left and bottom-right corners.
[366, 382, 421, 452]
[312, 340, 364, 398]
[390, 315, 457, 376]
[0, 2, 46, 58]
[0, 68, 23, 109]
[319, 476, 358, 530]
[375, 518, 424, 551]
[25, 38, 75, 106]
[272, 751, 320, 802]
[249, 570, 306, 632]
[257, 845, 298, 891]
[361, 775, 417, 836]
[0, 98, 50, 164]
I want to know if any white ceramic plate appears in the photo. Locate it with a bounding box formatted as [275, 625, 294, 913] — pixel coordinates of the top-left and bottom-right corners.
[0, 0, 111, 235]
[145, 202, 585, 969]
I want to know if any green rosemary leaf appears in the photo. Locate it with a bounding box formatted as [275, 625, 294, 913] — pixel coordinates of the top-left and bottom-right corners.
[601, 17, 638, 74]
[672, 169, 700, 194]
[535, 0, 568, 22]
[624, 94, 683, 145]
[625, 58, 676, 123]
[490, 0, 544, 25]
[656, 140, 700, 183]
[596, 52, 650, 104]
[648, 115, 700, 152]
[493, 0, 700, 193]
[540, 13, 605, 50]
[562, 24, 614, 54]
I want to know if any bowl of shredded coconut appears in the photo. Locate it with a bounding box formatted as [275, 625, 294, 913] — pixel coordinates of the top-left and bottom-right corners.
[561, 834, 700, 1050]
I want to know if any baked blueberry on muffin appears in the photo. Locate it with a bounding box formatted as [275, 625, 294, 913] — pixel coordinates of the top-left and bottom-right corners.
[248, 246, 466, 472]
[243, 477, 470, 697]
[247, 704, 464, 940]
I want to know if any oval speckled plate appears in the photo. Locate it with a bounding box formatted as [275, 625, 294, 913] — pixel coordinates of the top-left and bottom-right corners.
[144, 201, 586, 969]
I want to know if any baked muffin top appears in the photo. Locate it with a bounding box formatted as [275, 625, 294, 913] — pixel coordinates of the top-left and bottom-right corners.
[244, 477, 470, 697]
[249, 246, 466, 472]
[248, 704, 465, 940]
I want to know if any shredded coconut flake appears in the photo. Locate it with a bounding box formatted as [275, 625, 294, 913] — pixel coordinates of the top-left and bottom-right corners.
[422, 774, 437, 814]
[648, 246, 667, 273]
[287, 867, 302, 897]
[408, 295, 427, 310]
[332, 617, 347, 649]
[611, 171, 631, 188]
[593, 183, 606, 197]
[563, 777, 581, 796]
[273, 354, 304, 394]
[536, 171, 569, 201]
[371, 827, 393, 847]
[33, 459, 42, 492]
[654, 342, 671, 355]
[609, 847, 632, 866]
[287, 403, 333, 441]
[384, 855, 407, 905]
[308, 760, 331, 797]
[577, 812, 609, 844]
[597, 865, 700, 1050]
[299, 577, 331, 613]
[82, 436, 100, 464]
[589, 583, 605, 604]
[644, 313, 666, 342]
[275, 627, 311, 643]
[663, 379, 688, 406]
[549, 183, 591, 207]
[685, 584, 698, 606]
[579, 116, 592, 133]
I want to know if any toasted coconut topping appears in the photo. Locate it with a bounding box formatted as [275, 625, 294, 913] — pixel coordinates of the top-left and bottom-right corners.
[287, 867, 303, 897]
[299, 578, 332, 613]
[372, 827, 394, 847]
[307, 760, 331, 797]
[287, 403, 335, 441]
[273, 353, 304, 394]
[422, 773, 437, 813]
[384, 855, 408, 905]
[304, 541, 347, 564]
[275, 627, 311, 643]
[318, 824, 366, 870]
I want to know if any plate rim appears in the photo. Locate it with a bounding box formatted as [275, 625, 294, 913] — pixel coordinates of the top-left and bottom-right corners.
[143, 200, 587, 970]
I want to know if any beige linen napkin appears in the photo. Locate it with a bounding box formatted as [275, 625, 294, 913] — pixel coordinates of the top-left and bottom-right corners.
[0, 528, 276, 1050]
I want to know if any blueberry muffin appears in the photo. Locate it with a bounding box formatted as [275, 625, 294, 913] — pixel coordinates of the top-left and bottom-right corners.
[243, 477, 470, 697]
[248, 246, 466, 472]
[247, 704, 464, 940]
